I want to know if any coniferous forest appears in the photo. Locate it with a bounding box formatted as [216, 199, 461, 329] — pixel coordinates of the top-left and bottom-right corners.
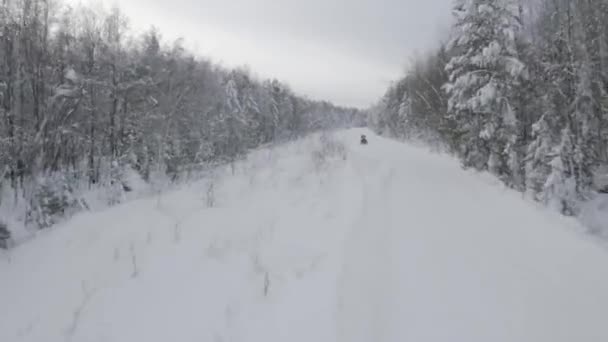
[372, 0, 608, 217]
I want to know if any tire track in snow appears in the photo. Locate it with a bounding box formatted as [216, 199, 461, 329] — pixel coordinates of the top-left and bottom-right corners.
[337, 150, 396, 342]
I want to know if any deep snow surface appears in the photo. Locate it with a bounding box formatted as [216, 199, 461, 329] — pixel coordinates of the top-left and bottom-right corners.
[3, 129, 608, 342]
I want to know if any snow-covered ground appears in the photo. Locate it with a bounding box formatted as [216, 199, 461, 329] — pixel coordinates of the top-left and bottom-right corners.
[3, 129, 608, 342]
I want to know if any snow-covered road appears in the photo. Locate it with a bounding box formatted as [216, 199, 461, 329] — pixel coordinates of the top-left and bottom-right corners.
[341, 130, 608, 342]
[3, 129, 608, 342]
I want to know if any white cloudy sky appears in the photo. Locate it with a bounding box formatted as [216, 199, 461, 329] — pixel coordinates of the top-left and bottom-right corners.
[67, 0, 453, 108]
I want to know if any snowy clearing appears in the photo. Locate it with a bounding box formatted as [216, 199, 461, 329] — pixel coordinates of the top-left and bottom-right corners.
[2, 129, 608, 342]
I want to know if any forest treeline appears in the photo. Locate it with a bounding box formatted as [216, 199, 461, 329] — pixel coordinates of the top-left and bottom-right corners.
[372, 0, 608, 216]
[0, 0, 362, 243]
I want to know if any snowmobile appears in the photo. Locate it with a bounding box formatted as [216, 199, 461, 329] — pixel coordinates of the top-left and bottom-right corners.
[360, 135, 368, 145]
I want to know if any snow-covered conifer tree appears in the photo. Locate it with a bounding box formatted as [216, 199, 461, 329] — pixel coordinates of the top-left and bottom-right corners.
[444, 0, 526, 178]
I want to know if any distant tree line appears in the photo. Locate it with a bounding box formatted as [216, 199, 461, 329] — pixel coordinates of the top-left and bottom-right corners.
[0, 0, 362, 241]
[371, 0, 608, 215]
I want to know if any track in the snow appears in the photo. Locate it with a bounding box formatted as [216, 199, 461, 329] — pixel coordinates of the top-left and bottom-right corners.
[336, 129, 608, 342]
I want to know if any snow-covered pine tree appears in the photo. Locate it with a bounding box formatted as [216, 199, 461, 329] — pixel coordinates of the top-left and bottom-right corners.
[525, 111, 558, 200]
[527, 0, 603, 211]
[444, 0, 526, 182]
[544, 127, 578, 215]
[397, 93, 413, 140]
[568, 1, 603, 199]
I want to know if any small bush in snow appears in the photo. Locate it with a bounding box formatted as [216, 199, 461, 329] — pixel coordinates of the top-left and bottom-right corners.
[593, 166, 608, 193]
[0, 221, 10, 249]
[580, 194, 608, 236]
[26, 174, 87, 229]
[312, 133, 347, 170]
[107, 162, 128, 205]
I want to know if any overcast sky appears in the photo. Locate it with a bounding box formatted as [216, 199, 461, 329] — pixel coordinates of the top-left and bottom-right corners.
[72, 0, 453, 108]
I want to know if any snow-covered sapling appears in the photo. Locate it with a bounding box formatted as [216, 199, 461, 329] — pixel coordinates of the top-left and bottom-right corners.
[130, 242, 139, 278]
[206, 182, 215, 208]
